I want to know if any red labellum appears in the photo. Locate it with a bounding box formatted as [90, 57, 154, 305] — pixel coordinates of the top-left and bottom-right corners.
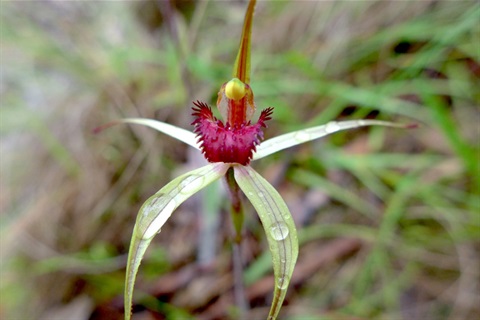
[192, 101, 273, 165]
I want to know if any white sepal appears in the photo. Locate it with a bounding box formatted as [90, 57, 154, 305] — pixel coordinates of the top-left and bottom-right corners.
[124, 163, 230, 320]
[233, 165, 298, 320]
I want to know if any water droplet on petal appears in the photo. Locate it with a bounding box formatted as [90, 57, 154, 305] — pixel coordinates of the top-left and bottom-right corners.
[258, 191, 265, 198]
[293, 130, 311, 142]
[178, 174, 205, 194]
[142, 199, 177, 239]
[270, 222, 289, 241]
[248, 191, 254, 196]
[277, 275, 289, 290]
[325, 121, 340, 133]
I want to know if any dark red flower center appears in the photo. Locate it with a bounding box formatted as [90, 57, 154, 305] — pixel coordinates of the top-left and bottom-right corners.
[192, 101, 273, 165]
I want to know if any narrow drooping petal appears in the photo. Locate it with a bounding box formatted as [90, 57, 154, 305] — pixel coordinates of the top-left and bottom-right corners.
[253, 119, 417, 161]
[233, 165, 298, 320]
[94, 118, 201, 150]
[125, 163, 230, 320]
[192, 101, 273, 165]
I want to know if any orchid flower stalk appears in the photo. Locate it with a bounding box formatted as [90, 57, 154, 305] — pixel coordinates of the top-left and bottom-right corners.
[97, 1, 414, 319]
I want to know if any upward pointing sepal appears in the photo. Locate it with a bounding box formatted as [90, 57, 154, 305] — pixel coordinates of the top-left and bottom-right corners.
[233, 0, 256, 84]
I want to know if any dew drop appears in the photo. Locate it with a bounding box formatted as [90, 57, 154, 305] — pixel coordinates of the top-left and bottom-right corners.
[142, 199, 177, 239]
[258, 191, 265, 198]
[248, 191, 254, 196]
[270, 222, 289, 241]
[293, 130, 311, 142]
[325, 121, 340, 133]
[178, 174, 205, 194]
[277, 275, 289, 290]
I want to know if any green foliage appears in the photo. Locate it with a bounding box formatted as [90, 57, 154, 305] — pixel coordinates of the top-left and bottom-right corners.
[1, 1, 478, 319]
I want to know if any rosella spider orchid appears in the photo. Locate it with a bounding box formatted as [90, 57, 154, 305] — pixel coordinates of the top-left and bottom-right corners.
[96, 0, 414, 319]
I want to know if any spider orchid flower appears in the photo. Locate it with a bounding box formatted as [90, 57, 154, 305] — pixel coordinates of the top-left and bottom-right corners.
[96, 1, 414, 319]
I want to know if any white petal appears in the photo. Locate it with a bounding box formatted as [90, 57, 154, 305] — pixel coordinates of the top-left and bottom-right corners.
[121, 118, 201, 150]
[253, 119, 412, 160]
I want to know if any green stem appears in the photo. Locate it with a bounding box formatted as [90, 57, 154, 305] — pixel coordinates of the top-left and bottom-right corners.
[225, 167, 244, 243]
[225, 167, 248, 315]
[232, 242, 248, 316]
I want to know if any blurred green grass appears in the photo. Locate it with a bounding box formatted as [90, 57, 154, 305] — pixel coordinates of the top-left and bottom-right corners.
[1, 1, 478, 319]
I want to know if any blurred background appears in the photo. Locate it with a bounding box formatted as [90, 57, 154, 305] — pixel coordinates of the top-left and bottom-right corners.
[1, 0, 479, 319]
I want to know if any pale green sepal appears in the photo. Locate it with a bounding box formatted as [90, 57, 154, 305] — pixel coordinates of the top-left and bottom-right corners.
[253, 119, 412, 161]
[233, 165, 298, 320]
[121, 118, 201, 150]
[124, 163, 230, 320]
[124, 234, 153, 320]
